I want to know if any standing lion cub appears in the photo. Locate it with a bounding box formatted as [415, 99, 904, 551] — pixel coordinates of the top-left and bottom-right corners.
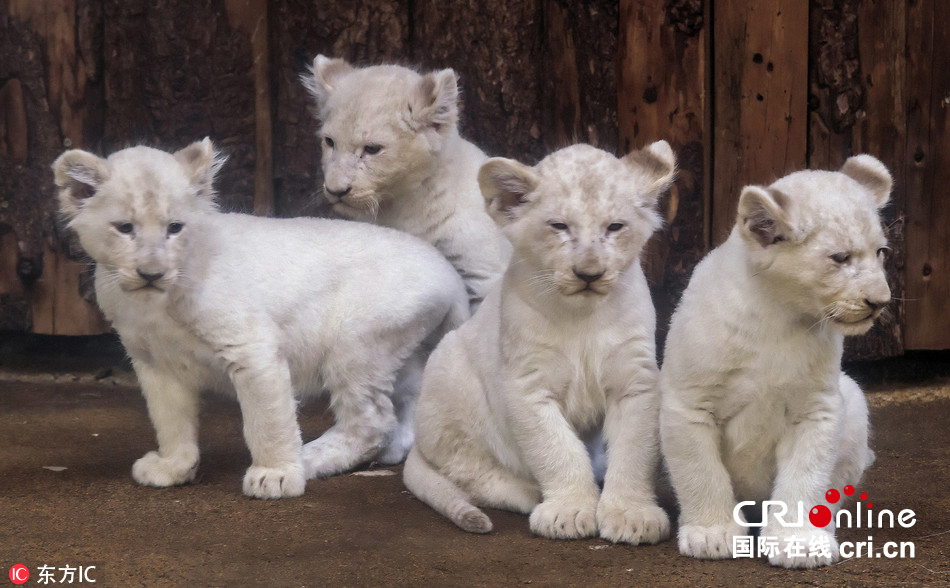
[301, 56, 511, 311]
[660, 156, 891, 568]
[52, 139, 468, 499]
[404, 142, 675, 543]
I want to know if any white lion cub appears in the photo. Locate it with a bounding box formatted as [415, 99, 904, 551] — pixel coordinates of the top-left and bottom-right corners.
[301, 56, 511, 310]
[404, 142, 675, 543]
[52, 139, 468, 499]
[660, 155, 891, 568]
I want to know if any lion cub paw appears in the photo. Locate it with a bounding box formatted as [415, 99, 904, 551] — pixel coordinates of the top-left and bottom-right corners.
[677, 523, 746, 559]
[243, 463, 306, 499]
[529, 496, 599, 539]
[597, 501, 670, 545]
[132, 450, 198, 487]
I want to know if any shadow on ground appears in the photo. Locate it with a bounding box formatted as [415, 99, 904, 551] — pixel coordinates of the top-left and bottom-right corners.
[1, 370, 948, 586]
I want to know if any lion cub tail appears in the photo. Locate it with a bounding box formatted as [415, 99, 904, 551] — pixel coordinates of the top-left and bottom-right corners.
[403, 447, 492, 534]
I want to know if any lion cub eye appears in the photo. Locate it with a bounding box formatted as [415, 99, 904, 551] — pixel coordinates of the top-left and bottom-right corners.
[831, 252, 851, 264]
[549, 222, 569, 231]
[113, 222, 134, 235]
[167, 222, 185, 235]
[877, 247, 889, 258]
[363, 144, 382, 155]
[324, 136, 334, 148]
[606, 222, 625, 232]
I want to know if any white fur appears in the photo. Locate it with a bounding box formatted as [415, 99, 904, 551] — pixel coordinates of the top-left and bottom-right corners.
[404, 142, 675, 542]
[301, 56, 511, 310]
[660, 155, 891, 567]
[52, 139, 468, 499]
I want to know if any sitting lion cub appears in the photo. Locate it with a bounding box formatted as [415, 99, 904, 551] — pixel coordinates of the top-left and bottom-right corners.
[52, 139, 468, 499]
[301, 56, 511, 311]
[660, 156, 891, 568]
[404, 142, 675, 543]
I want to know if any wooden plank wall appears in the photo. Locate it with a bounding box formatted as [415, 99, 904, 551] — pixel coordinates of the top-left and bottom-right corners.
[904, 0, 950, 350]
[617, 0, 709, 350]
[0, 1, 947, 354]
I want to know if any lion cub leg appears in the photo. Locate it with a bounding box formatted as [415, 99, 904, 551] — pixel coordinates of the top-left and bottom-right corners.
[228, 350, 306, 499]
[131, 360, 201, 488]
[597, 364, 670, 545]
[510, 377, 601, 539]
[300, 385, 398, 478]
[760, 390, 844, 568]
[661, 393, 748, 559]
[376, 349, 425, 465]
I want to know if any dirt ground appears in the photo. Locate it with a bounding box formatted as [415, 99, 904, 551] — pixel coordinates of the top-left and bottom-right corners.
[1, 348, 949, 586]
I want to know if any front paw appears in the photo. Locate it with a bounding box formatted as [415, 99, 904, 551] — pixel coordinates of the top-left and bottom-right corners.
[529, 495, 598, 539]
[243, 463, 306, 499]
[132, 450, 198, 487]
[597, 500, 670, 545]
[764, 528, 839, 569]
[677, 523, 747, 559]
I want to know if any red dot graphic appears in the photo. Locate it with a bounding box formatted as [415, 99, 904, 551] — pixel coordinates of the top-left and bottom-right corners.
[9, 565, 29, 585]
[867, 503, 873, 508]
[826, 488, 840, 503]
[860, 492, 868, 501]
[844, 484, 855, 496]
[809, 505, 832, 527]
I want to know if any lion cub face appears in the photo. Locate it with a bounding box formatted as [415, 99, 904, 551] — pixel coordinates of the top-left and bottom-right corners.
[301, 56, 460, 217]
[52, 139, 222, 293]
[736, 155, 893, 335]
[479, 142, 675, 305]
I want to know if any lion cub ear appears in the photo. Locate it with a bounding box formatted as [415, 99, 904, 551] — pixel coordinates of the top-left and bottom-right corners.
[52, 149, 110, 219]
[174, 137, 226, 200]
[410, 69, 459, 137]
[301, 55, 354, 115]
[840, 154, 892, 209]
[479, 157, 540, 227]
[737, 186, 794, 248]
[622, 140, 676, 207]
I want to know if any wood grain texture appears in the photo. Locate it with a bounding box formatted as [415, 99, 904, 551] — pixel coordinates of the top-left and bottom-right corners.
[225, 0, 273, 216]
[712, 0, 809, 244]
[904, 0, 950, 349]
[847, 0, 906, 358]
[0, 1, 947, 353]
[808, 0, 906, 359]
[412, 0, 544, 161]
[619, 0, 709, 351]
[3, 0, 106, 334]
[100, 0, 258, 214]
[542, 0, 619, 153]
[269, 0, 409, 217]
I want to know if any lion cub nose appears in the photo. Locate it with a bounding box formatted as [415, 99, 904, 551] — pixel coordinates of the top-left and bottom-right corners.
[573, 269, 604, 284]
[137, 270, 165, 283]
[325, 185, 351, 199]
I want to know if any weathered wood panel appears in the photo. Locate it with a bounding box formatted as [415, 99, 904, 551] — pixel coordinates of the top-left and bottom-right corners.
[904, 0, 950, 349]
[712, 0, 809, 243]
[541, 0, 619, 154]
[0, 230, 28, 331]
[0, 1, 946, 355]
[808, 0, 906, 359]
[100, 0, 258, 214]
[225, 0, 273, 216]
[269, 0, 410, 218]
[619, 0, 709, 349]
[849, 0, 906, 358]
[2, 0, 107, 334]
[412, 0, 544, 162]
